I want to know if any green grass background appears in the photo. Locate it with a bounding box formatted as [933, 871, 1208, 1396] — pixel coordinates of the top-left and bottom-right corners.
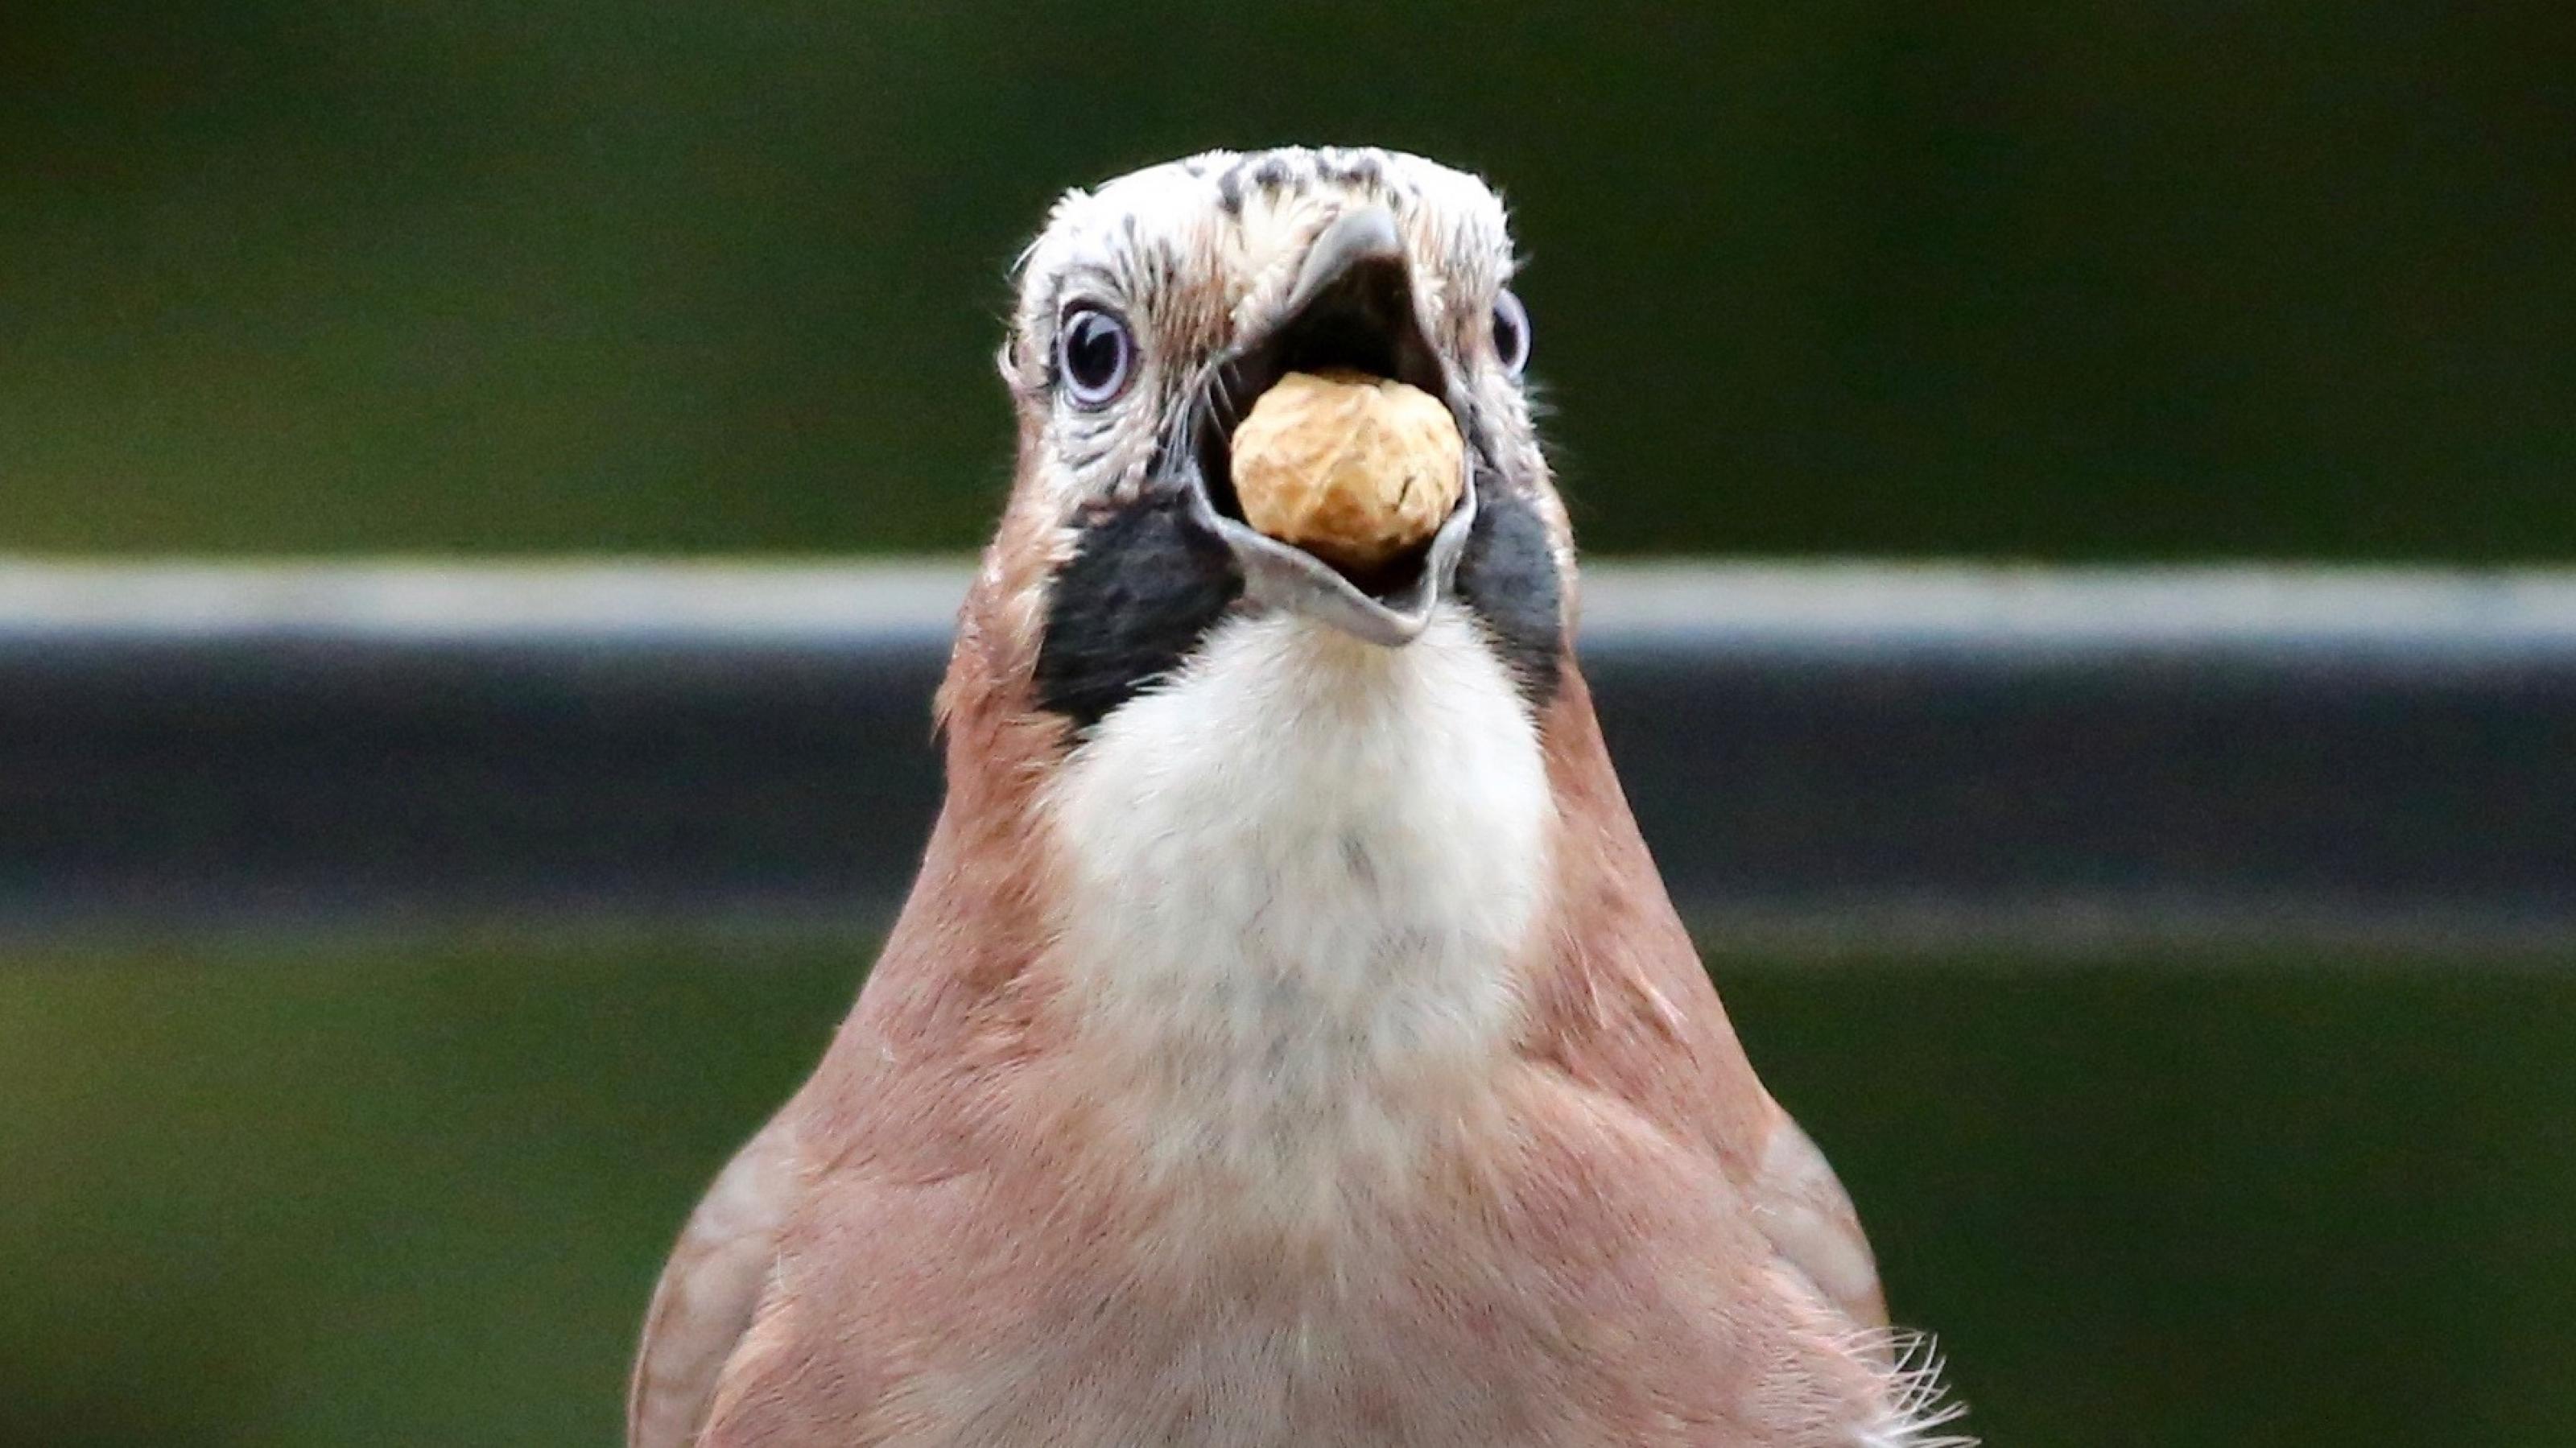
[4, 943, 2571, 1446]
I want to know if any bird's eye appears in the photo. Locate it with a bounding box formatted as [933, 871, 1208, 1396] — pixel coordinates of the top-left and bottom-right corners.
[1057, 307, 1137, 406]
[1492, 288, 1532, 376]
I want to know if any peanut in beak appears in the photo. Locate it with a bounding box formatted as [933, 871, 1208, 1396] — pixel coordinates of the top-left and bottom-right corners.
[1228, 369, 1465, 573]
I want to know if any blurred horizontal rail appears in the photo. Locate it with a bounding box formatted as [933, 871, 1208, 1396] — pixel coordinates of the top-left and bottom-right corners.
[2, 559, 2572, 958]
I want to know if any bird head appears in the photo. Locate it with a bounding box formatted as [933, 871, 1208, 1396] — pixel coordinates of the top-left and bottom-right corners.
[950, 146, 1574, 738]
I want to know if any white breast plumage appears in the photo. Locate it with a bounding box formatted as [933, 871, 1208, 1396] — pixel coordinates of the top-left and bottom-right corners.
[1046, 605, 1552, 1206]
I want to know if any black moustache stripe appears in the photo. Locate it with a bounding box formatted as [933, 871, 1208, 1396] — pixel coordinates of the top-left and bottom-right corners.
[1034, 493, 1242, 732]
[1451, 481, 1566, 707]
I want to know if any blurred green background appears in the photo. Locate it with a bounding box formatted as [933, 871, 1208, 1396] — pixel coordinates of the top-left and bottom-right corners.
[6, 945, 2574, 1445]
[5, 2, 2574, 1445]
[4, 0, 2572, 558]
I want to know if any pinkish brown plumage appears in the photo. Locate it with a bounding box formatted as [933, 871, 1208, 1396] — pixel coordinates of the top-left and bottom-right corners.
[631, 146, 1967, 1448]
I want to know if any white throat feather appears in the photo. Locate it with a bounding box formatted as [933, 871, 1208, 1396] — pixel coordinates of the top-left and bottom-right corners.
[1044, 606, 1552, 1195]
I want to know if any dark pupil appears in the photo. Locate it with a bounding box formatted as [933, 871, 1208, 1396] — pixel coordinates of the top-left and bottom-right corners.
[1064, 313, 1126, 392]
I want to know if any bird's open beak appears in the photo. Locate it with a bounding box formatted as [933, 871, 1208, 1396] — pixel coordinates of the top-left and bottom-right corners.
[1171, 206, 1479, 647]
